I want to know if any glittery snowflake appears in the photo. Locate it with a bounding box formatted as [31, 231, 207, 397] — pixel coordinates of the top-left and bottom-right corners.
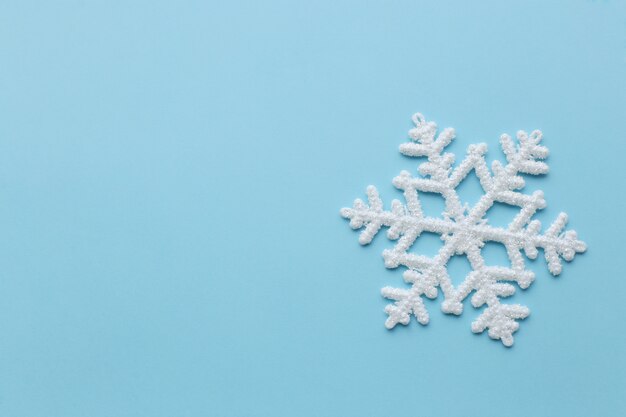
[340, 113, 586, 346]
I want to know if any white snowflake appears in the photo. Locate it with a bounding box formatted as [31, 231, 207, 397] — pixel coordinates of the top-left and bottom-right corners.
[340, 113, 586, 346]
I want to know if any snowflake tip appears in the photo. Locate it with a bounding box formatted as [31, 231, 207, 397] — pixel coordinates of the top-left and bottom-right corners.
[467, 143, 488, 155]
[411, 112, 426, 126]
[441, 299, 463, 315]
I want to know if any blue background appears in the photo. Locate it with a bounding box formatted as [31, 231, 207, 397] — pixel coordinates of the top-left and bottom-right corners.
[0, 1, 625, 416]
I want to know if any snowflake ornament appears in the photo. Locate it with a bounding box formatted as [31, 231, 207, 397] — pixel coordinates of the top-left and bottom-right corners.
[340, 113, 586, 346]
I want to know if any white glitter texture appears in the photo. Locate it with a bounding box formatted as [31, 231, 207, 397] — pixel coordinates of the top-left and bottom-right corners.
[340, 113, 586, 346]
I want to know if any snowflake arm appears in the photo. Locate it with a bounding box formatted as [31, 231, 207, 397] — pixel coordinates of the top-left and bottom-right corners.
[340, 113, 587, 346]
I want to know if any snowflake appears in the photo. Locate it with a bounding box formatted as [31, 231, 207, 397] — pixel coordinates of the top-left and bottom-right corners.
[340, 113, 586, 346]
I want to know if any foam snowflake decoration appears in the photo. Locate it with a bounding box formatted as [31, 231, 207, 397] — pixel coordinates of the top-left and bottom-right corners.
[340, 113, 586, 346]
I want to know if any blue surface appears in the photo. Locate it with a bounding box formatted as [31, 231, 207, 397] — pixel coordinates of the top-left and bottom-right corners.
[0, 1, 625, 416]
